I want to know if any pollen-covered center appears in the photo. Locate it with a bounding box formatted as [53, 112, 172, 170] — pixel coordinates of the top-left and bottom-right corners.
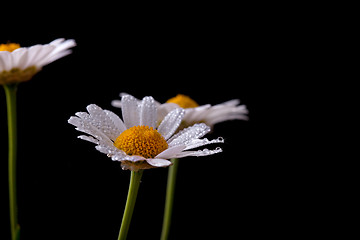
[0, 43, 20, 52]
[166, 94, 199, 108]
[114, 126, 168, 159]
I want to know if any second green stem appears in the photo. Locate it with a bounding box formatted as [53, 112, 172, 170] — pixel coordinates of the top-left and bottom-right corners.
[4, 84, 20, 240]
[160, 158, 179, 240]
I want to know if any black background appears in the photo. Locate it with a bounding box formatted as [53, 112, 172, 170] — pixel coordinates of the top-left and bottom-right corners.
[0, 4, 299, 240]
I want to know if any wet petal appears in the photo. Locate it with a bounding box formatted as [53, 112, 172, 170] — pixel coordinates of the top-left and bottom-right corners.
[146, 158, 172, 167]
[155, 145, 186, 159]
[140, 96, 157, 128]
[121, 95, 140, 128]
[175, 147, 223, 158]
[157, 108, 185, 140]
[168, 123, 210, 147]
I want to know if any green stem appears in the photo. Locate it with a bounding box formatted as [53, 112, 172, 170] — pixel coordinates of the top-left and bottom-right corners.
[3, 84, 20, 240]
[160, 158, 179, 240]
[118, 170, 144, 240]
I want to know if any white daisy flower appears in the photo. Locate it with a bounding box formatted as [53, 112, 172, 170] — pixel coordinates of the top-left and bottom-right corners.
[112, 93, 249, 130]
[68, 95, 224, 171]
[0, 38, 76, 85]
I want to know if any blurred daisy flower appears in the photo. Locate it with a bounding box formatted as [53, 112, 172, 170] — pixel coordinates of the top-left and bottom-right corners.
[112, 93, 249, 130]
[68, 94, 224, 171]
[2, 38, 76, 240]
[0, 38, 76, 85]
[164, 94, 248, 129]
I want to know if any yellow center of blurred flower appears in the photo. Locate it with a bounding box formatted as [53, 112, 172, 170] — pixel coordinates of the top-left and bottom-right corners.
[0, 43, 20, 52]
[114, 126, 168, 159]
[166, 94, 199, 108]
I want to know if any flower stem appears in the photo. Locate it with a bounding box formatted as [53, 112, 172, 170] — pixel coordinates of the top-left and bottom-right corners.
[160, 158, 179, 240]
[118, 170, 144, 240]
[3, 84, 20, 240]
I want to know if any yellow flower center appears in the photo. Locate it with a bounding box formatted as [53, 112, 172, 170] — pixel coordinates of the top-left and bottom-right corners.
[0, 43, 20, 52]
[114, 126, 168, 159]
[166, 94, 199, 108]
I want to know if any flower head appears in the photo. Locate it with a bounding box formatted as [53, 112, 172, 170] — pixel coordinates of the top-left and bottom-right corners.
[68, 95, 223, 171]
[163, 94, 249, 129]
[112, 93, 249, 130]
[0, 38, 76, 85]
[166, 94, 199, 108]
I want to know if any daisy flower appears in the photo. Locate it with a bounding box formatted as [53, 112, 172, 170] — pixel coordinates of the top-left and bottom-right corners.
[165, 94, 248, 127]
[2, 38, 76, 240]
[68, 94, 224, 171]
[0, 38, 76, 85]
[112, 93, 249, 130]
[112, 93, 248, 240]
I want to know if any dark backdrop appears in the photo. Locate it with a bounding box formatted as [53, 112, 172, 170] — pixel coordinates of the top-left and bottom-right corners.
[0, 5, 289, 240]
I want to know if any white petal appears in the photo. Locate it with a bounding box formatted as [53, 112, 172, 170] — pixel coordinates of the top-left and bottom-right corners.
[86, 104, 123, 141]
[157, 103, 178, 122]
[184, 137, 224, 150]
[146, 159, 172, 167]
[205, 105, 249, 125]
[78, 135, 99, 144]
[0, 53, 5, 71]
[121, 95, 140, 128]
[43, 39, 76, 65]
[44, 49, 72, 64]
[157, 108, 185, 140]
[25, 45, 55, 68]
[11, 48, 29, 70]
[68, 115, 113, 145]
[50, 39, 76, 54]
[218, 99, 241, 106]
[168, 123, 210, 147]
[0, 52, 12, 71]
[140, 96, 157, 128]
[120, 92, 130, 97]
[104, 110, 126, 134]
[175, 147, 223, 158]
[122, 155, 146, 162]
[49, 38, 65, 45]
[207, 112, 249, 125]
[155, 145, 186, 159]
[111, 100, 122, 108]
[95, 142, 126, 159]
[183, 105, 211, 123]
